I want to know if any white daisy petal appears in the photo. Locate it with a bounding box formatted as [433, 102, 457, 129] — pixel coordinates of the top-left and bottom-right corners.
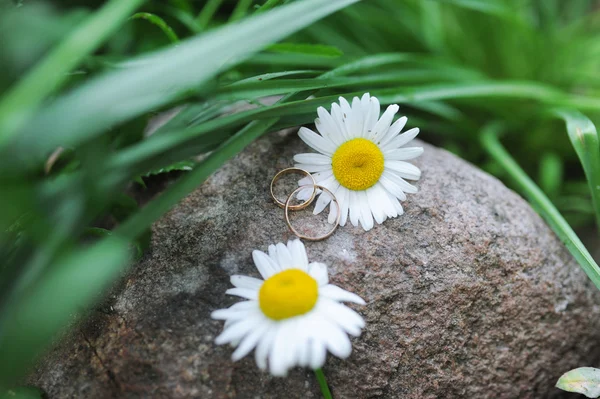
[308, 262, 329, 286]
[331, 102, 350, 141]
[378, 175, 407, 201]
[350, 96, 364, 138]
[275, 242, 294, 269]
[320, 284, 366, 305]
[231, 318, 271, 361]
[313, 188, 333, 215]
[293, 153, 332, 165]
[298, 127, 336, 155]
[384, 147, 424, 161]
[287, 239, 308, 270]
[383, 127, 420, 150]
[379, 116, 408, 147]
[294, 163, 331, 173]
[366, 186, 386, 224]
[315, 314, 352, 358]
[382, 170, 418, 194]
[269, 321, 297, 376]
[349, 190, 360, 227]
[309, 339, 327, 370]
[363, 95, 380, 137]
[255, 325, 278, 371]
[215, 313, 262, 345]
[328, 198, 339, 224]
[337, 186, 350, 226]
[252, 250, 279, 279]
[385, 160, 422, 180]
[231, 275, 263, 290]
[372, 183, 398, 218]
[318, 298, 365, 336]
[358, 190, 374, 231]
[316, 106, 344, 145]
[370, 104, 399, 142]
[226, 287, 258, 300]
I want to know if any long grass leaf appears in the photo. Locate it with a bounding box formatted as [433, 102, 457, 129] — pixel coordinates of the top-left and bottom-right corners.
[5, 0, 360, 172]
[481, 124, 600, 292]
[0, 0, 145, 147]
[554, 109, 600, 230]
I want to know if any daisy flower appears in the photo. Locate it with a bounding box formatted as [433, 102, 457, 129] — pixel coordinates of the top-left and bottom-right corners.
[211, 240, 365, 377]
[294, 93, 423, 231]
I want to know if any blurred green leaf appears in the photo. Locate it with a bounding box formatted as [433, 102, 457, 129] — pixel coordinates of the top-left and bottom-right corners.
[130, 12, 180, 43]
[538, 152, 563, 199]
[557, 367, 600, 398]
[554, 109, 600, 230]
[2, 0, 361, 174]
[481, 124, 600, 292]
[145, 159, 195, 176]
[0, 0, 145, 147]
[267, 43, 343, 57]
[0, 386, 43, 399]
[0, 238, 129, 388]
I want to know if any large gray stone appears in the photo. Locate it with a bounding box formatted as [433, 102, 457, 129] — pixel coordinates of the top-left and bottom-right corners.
[30, 130, 600, 398]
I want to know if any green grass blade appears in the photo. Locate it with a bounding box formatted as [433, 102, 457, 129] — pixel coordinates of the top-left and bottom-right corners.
[230, 0, 253, 22]
[554, 109, 600, 231]
[0, 238, 130, 388]
[6, 0, 360, 172]
[130, 12, 180, 42]
[195, 0, 224, 28]
[0, 0, 146, 147]
[256, 0, 285, 14]
[481, 124, 600, 292]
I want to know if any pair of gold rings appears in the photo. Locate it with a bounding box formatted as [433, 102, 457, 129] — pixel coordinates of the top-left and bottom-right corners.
[270, 168, 340, 241]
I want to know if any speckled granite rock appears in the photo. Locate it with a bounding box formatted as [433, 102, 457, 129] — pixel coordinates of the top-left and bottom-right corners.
[30, 130, 600, 398]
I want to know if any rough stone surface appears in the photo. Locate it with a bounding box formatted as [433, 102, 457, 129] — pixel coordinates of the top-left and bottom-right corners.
[30, 131, 600, 398]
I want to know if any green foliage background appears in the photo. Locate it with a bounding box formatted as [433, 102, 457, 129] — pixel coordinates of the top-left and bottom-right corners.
[2, 0, 600, 393]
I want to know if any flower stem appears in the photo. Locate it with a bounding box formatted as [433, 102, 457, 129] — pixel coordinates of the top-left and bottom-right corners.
[314, 368, 333, 399]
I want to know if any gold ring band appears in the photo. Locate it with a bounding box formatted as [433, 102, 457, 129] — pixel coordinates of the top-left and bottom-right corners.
[270, 168, 317, 211]
[284, 184, 340, 241]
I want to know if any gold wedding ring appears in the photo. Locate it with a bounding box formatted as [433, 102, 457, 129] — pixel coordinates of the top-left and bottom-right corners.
[284, 184, 341, 241]
[270, 168, 317, 211]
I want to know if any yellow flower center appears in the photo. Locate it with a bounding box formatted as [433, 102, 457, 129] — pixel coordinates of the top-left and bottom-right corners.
[332, 138, 384, 191]
[259, 269, 318, 320]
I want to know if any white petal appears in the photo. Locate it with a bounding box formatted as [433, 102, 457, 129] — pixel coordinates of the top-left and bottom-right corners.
[378, 175, 407, 201]
[287, 239, 308, 270]
[385, 161, 421, 180]
[252, 250, 279, 279]
[379, 116, 408, 147]
[293, 153, 332, 165]
[269, 321, 297, 376]
[316, 106, 344, 145]
[298, 127, 336, 155]
[336, 186, 350, 227]
[231, 317, 271, 361]
[314, 313, 352, 359]
[348, 96, 364, 138]
[372, 183, 397, 218]
[348, 190, 360, 227]
[211, 303, 255, 321]
[320, 284, 366, 305]
[382, 127, 419, 150]
[331, 102, 350, 141]
[318, 298, 365, 337]
[294, 163, 331, 173]
[366, 186, 386, 224]
[215, 313, 262, 345]
[328, 199, 339, 224]
[231, 275, 263, 290]
[384, 147, 423, 161]
[358, 190, 374, 231]
[308, 262, 329, 286]
[382, 170, 418, 193]
[363, 96, 380, 137]
[369, 104, 399, 142]
[275, 242, 294, 269]
[255, 325, 278, 371]
[309, 339, 327, 370]
[313, 188, 333, 215]
[226, 287, 258, 300]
